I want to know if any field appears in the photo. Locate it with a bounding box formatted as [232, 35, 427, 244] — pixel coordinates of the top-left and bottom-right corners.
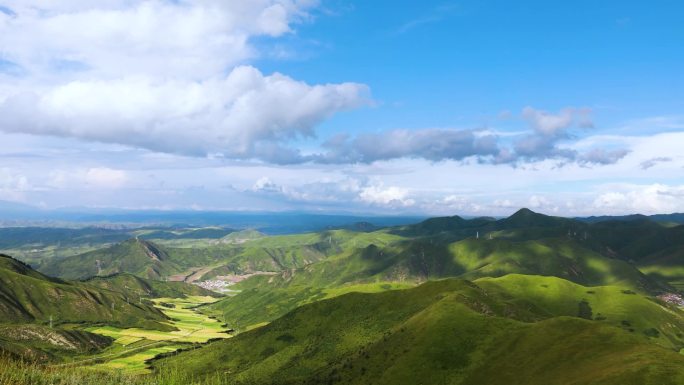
[81, 296, 229, 374]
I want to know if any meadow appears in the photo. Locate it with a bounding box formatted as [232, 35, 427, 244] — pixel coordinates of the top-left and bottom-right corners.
[78, 296, 229, 374]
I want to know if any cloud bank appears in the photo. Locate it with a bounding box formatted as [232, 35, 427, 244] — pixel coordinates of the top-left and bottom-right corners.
[0, 0, 368, 163]
[313, 107, 630, 166]
[0, 2, 632, 170]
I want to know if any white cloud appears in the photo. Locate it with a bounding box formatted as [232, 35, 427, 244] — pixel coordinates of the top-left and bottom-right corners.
[0, 168, 30, 201]
[592, 184, 684, 215]
[317, 128, 498, 163]
[0, 1, 316, 79]
[0, 66, 368, 162]
[522, 106, 592, 136]
[0, 1, 368, 163]
[48, 167, 128, 190]
[359, 185, 415, 207]
[85, 167, 128, 188]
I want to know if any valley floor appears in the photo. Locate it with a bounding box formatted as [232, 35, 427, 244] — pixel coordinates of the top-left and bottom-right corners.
[58, 296, 230, 374]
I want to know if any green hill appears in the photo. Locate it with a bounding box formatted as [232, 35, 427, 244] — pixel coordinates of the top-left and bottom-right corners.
[0, 324, 112, 361]
[0, 254, 169, 330]
[208, 235, 664, 328]
[39, 239, 180, 280]
[583, 220, 684, 262]
[37, 231, 393, 282]
[475, 274, 684, 349]
[157, 278, 684, 385]
[84, 273, 220, 299]
[389, 208, 584, 241]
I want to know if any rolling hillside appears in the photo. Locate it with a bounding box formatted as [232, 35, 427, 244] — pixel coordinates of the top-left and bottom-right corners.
[84, 273, 220, 299]
[39, 239, 181, 280]
[158, 278, 684, 385]
[208, 234, 665, 327]
[0, 254, 169, 330]
[39, 230, 401, 282]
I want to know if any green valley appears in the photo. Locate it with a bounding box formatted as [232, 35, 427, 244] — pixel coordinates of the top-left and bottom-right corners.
[2, 209, 684, 384]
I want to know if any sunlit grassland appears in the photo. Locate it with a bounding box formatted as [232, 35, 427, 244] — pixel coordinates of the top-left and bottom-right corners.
[84, 296, 229, 374]
[476, 274, 684, 350]
[97, 345, 185, 374]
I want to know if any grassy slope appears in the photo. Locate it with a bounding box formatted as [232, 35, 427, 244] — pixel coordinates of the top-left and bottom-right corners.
[0, 324, 112, 361]
[158, 278, 684, 385]
[0, 255, 169, 330]
[37, 230, 399, 282]
[84, 273, 220, 299]
[475, 274, 684, 349]
[39, 239, 179, 280]
[199, 230, 403, 280]
[208, 235, 661, 328]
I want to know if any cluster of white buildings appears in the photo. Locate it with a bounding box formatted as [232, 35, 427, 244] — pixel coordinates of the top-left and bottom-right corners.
[195, 279, 236, 294]
[658, 293, 684, 307]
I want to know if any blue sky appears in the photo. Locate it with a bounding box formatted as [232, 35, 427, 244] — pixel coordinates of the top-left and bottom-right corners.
[261, 1, 683, 131]
[0, 0, 682, 216]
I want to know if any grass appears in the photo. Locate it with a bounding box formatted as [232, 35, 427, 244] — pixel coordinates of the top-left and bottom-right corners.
[205, 235, 662, 331]
[0, 255, 169, 330]
[96, 345, 185, 374]
[83, 296, 230, 374]
[475, 274, 684, 349]
[0, 355, 232, 385]
[157, 278, 684, 385]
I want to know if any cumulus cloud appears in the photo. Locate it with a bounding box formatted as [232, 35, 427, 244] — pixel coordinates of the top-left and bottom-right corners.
[0, 66, 368, 162]
[314, 107, 629, 166]
[0, 2, 635, 172]
[592, 184, 684, 214]
[359, 185, 415, 207]
[316, 128, 499, 163]
[0, 1, 368, 163]
[498, 107, 629, 166]
[248, 176, 415, 208]
[0, 0, 316, 79]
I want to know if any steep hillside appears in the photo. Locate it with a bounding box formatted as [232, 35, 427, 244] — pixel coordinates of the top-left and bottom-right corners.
[0, 254, 169, 330]
[39, 239, 179, 280]
[0, 324, 112, 361]
[637, 244, 684, 289]
[584, 221, 684, 262]
[159, 278, 684, 385]
[209, 235, 664, 327]
[475, 274, 684, 349]
[84, 273, 220, 299]
[37, 230, 397, 282]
